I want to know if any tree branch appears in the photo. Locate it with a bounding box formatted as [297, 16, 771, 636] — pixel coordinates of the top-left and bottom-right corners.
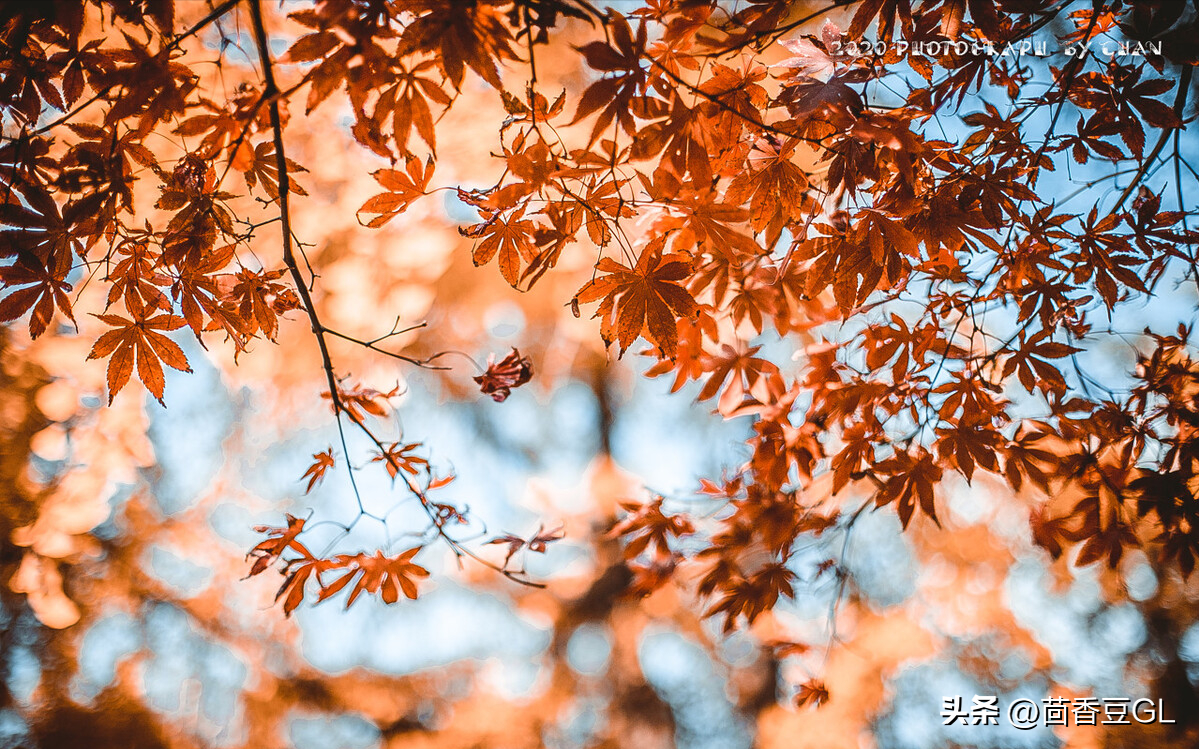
[248, 0, 379, 520]
[246, 0, 342, 416]
[247, 0, 537, 586]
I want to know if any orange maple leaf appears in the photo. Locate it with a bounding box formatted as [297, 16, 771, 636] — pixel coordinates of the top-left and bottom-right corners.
[357, 156, 434, 228]
[794, 680, 830, 709]
[246, 514, 310, 578]
[463, 205, 538, 287]
[574, 249, 699, 358]
[301, 449, 336, 494]
[371, 441, 428, 481]
[317, 548, 429, 607]
[86, 312, 192, 405]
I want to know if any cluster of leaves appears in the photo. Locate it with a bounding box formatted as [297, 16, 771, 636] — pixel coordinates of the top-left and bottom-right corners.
[0, 0, 545, 619]
[3, 0, 1199, 649]
[0, 4, 303, 407]
[245, 514, 429, 616]
[339, 0, 1198, 636]
[429, 0, 1199, 637]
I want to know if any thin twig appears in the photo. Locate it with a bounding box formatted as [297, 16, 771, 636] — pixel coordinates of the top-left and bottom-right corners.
[321, 326, 451, 369]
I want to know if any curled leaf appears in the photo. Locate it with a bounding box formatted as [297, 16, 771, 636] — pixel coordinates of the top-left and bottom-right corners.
[474, 348, 534, 402]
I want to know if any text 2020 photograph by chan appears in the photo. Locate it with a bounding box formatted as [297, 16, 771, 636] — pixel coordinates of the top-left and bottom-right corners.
[1, 0, 1198, 747]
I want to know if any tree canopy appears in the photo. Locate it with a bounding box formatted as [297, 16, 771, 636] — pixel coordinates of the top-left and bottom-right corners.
[2, 0, 1199, 746]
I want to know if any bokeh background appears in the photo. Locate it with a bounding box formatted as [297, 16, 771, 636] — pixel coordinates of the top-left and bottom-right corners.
[3, 2, 1199, 748]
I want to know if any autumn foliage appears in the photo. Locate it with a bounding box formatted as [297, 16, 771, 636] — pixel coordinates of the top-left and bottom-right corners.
[3, 0, 1199, 742]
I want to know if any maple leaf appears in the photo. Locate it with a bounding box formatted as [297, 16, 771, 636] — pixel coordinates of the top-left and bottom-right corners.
[527, 525, 565, 553]
[799, 211, 916, 314]
[296, 44, 354, 114]
[227, 268, 292, 341]
[1075, 517, 1138, 569]
[933, 370, 1005, 422]
[938, 0, 1001, 38]
[0, 253, 76, 339]
[847, 0, 913, 41]
[101, 34, 199, 133]
[324, 383, 401, 421]
[246, 514, 309, 578]
[794, 680, 830, 709]
[500, 87, 568, 129]
[861, 314, 931, 383]
[158, 193, 230, 269]
[282, 28, 340, 65]
[706, 563, 796, 631]
[397, 0, 516, 90]
[608, 496, 694, 562]
[103, 240, 171, 318]
[935, 423, 1001, 482]
[570, 12, 648, 143]
[698, 343, 785, 416]
[174, 88, 268, 167]
[473, 348, 534, 402]
[752, 563, 796, 610]
[1002, 424, 1056, 493]
[873, 448, 943, 528]
[399, 69, 452, 152]
[623, 557, 679, 598]
[1130, 468, 1192, 527]
[170, 244, 247, 350]
[574, 250, 699, 359]
[1063, 114, 1128, 164]
[86, 312, 192, 405]
[670, 189, 762, 259]
[766, 640, 813, 658]
[776, 25, 838, 79]
[243, 141, 308, 201]
[578, 177, 634, 247]
[778, 74, 863, 121]
[630, 95, 712, 182]
[487, 533, 527, 567]
[1066, 207, 1149, 309]
[725, 138, 810, 248]
[488, 525, 564, 568]
[275, 553, 329, 617]
[832, 424, 878, 493]
[1068, 66, 1182, 159]
[371, 441, 428, 480]
[644, 311, 717, 393]
[357, 156, 434, 228]
[301, 449, 336, 494]
[1001, 335, 1081, 396]
[462, 205, 539, 287]
[0, 176, 79, 263]
[317, 548, 429, 607]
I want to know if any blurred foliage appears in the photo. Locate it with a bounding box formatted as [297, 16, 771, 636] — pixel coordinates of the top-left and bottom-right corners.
[2, 1, 1199, 748]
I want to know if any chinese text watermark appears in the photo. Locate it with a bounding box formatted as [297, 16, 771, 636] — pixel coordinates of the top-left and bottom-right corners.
[941, 696, 1175, 730]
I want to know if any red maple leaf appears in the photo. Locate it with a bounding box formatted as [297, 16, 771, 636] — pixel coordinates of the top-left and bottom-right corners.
[474, 348, 534, 402]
